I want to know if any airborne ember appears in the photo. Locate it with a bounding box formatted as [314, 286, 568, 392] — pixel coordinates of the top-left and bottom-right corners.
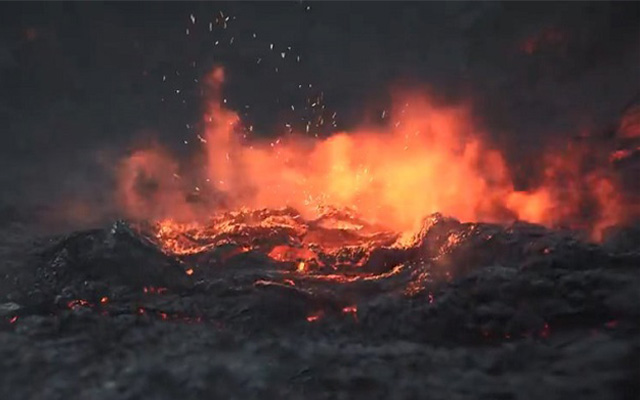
[118, 65, 632, 249]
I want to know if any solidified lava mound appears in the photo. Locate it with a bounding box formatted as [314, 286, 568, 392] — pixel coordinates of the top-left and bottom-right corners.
[1, 210, 639, 400]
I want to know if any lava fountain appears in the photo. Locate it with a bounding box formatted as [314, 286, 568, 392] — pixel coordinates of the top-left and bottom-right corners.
[116, 66, 631, 258]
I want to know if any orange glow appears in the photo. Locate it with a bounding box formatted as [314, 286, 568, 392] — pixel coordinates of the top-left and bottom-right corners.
[268, 246, 316, 263]
[117, 66, 632, 250]
[143, 286, 168, 294]
[185, 268, 194, 276]
[116, 144, 200, 222]
[619, 105, 640, 139]
[100, 297, 109, 304]
[342, 305, 358, 321]
[67, 299, 91, 309]
[296, 261, 306, 273]
[306, 313, 323, 323]
[154, 219, 216, 255]
[540, 322, 551, 339]
[609, 147, 640, 163]
[342, 305, 358, 315]
[505, 147, 628, 240]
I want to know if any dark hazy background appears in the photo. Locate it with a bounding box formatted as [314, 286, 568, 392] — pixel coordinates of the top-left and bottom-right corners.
[0, 1, 638, 230]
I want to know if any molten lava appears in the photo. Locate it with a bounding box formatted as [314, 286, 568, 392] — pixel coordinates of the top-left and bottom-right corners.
[117, 66, 632, 260]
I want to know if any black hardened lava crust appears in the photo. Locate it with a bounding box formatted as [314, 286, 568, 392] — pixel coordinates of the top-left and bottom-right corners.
[0, 213, 638, 400]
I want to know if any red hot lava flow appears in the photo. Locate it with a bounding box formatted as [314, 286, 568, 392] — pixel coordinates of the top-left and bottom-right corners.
[117, 66, 632, 259]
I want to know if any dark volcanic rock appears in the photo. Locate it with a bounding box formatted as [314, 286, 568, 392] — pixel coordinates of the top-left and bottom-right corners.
[0, 215, 638, 400]
[38, 220, 192, 291]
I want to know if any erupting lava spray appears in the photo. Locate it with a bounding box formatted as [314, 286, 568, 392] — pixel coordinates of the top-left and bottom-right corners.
[117, 66, 629, 241]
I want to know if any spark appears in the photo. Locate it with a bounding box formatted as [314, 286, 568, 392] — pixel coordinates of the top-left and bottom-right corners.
[185, 268, 194, 275]
[342, 305, 358, 321]
[100, 297, 109, 304]
[306, 313, 321, 322]
[67, 299, 91, 309]
[342, 305, 357, 314]
[190, 14, 196, 24]
[270, 43, 274, 50]
[540, 322, 551, 338]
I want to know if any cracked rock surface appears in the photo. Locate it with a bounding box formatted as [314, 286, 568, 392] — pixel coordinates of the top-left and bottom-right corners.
[0, 215, 638, 400]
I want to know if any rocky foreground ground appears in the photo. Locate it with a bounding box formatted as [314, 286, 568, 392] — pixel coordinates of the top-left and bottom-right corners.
[0, 212, 638, 400]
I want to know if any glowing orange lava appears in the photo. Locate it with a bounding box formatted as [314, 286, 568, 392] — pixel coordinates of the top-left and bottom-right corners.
[306, 312, 323, 323]
[117, 66, 632, 249]
[296, 261, 306, 273]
